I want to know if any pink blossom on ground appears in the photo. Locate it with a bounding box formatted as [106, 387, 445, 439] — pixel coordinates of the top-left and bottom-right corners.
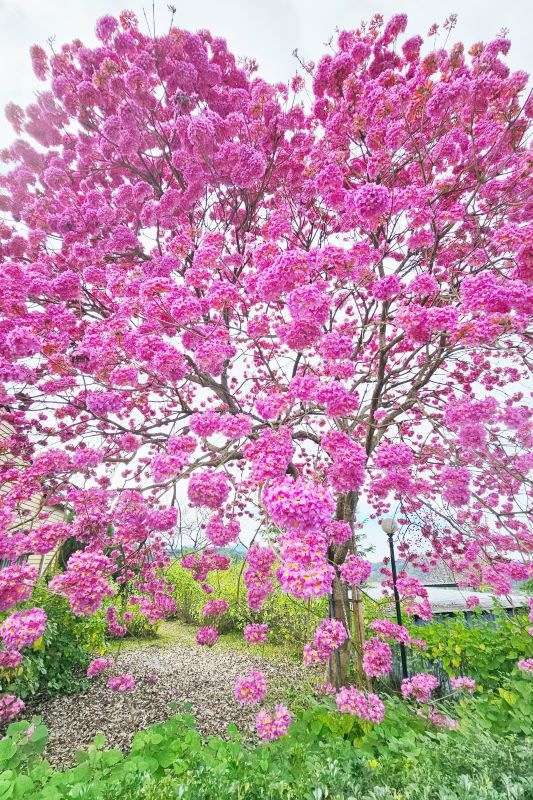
[256, 705, 292, 740]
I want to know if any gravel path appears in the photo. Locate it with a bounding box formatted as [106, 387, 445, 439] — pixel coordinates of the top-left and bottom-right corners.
[27, 631, 307, 769]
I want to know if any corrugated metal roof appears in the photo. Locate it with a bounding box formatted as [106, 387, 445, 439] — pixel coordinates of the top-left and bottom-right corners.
[363, 585, 527, 613]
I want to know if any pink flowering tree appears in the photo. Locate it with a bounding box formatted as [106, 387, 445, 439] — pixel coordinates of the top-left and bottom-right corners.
[0, 9, 531, 711]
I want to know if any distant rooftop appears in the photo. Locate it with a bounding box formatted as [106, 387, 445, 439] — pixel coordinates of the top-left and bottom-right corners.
[364, 585, 528, 614]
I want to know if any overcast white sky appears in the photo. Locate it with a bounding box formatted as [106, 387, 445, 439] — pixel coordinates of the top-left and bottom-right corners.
[0, 0, 530, 559]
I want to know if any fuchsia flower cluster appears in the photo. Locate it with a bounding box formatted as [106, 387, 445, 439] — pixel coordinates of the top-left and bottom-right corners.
[401, 673, 440, 703]
[0, 608, 46, 651]
[335, 687, 385, 724]
[107, 674, 136, 692]
[362, 638, 393, 678]
[0, 9, 531, 721]
[303, 619, 348, 666]
[196, 626, 219, 646]
[87, 657, 113, 678]
[243, 623, 268, 644]
[234, 670, 267, 705]
[255, 706, 292, 740]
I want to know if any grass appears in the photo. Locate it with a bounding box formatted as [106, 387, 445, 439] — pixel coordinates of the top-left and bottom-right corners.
[107, 619, 301, 664]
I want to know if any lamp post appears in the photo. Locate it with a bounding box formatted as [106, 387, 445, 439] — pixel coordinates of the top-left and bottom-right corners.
[381, 518, 409, 680]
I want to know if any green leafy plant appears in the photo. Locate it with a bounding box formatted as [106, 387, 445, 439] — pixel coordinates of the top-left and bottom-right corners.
[0, 582, 106, 700]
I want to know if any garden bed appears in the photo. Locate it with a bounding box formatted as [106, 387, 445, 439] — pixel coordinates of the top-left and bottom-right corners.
[26, 622, 307, 768]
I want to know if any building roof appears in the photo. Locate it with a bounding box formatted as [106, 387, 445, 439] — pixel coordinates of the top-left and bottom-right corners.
[363, 584, 528, 613]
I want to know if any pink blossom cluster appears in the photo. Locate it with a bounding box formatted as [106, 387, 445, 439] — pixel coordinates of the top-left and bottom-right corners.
[303, 618, 348, 666]
[0, 650, 22, 668]
[369, 619, 411, 645]
[276, 540, 335, 600]
[0, 608, 47, 650]
[339, 555, 372, 586]
[322, 432, 366, 492]
[243, 544, 276, 611]
[335, 686, 385, 724]
[362, 637, 393, 677]
[450, 676, 476, 693]
[517, 658, 533, 673]
[49, 550, 114, 616]
[442, 467, 471, 507]
[0, 694, 25, 724]
[263, 479, 335, 533]
[201, 599, 229, 617]
[243, 427, 293, 483]
[325, 521, 352, 546]
[105, 606, 127, 638]
[346, 183, 391, 223]
[234, 669, 267, 705]
[196, 626, 219, 646]
[0, 564, 38, 612]
[205, 514, 240, 547]
[187, 470, 230, 509]
[401, 673, 439, 702]
[107, 674, 136, 692]
[87, 657, 113, 678]
[426, 708, 459, 730]
[243, 623, 269, 643]
[255, 705, 292, 740]
[181, 549, 231, 583]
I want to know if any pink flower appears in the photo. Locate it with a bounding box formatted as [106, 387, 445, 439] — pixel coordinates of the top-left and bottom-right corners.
[0, 694, 25, 724]
[0, 608, 47, 651]
[517, 658, 533, 672]
[243, 624, 268, 644]
[107, 674, 136, 692]
[196, 626, 219, 646]
[401, 673, 439, 702]
[201, 599, 229, 617]
[0, 650, 22, 668]
[87, 657, 113, 678]
[234, 670, 267, 705]
[336, 686, 385, 723]
[187, 471, 230, 509]
[362, 638, 393, 677]
[339, 555, 372, 586]
[450, 676, 476, 693]
[347, 183, 391, 221]
[256, 705, 292, 740]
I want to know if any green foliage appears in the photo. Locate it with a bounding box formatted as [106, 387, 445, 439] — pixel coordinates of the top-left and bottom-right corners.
[408, 607, 531, 686]
[1, 703, 532, 800]
[460, 671, 533, 737]
[166, 561, 326, 646]
[0, 583, 106, 699]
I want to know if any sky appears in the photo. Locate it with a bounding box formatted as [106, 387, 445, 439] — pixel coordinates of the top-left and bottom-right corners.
[0, 0, 530, 559]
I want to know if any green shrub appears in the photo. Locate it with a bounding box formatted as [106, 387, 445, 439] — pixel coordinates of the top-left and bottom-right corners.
[0, 582, 106, 699]
[406, 606, 531, 686]
[1, 702, 532, 800]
